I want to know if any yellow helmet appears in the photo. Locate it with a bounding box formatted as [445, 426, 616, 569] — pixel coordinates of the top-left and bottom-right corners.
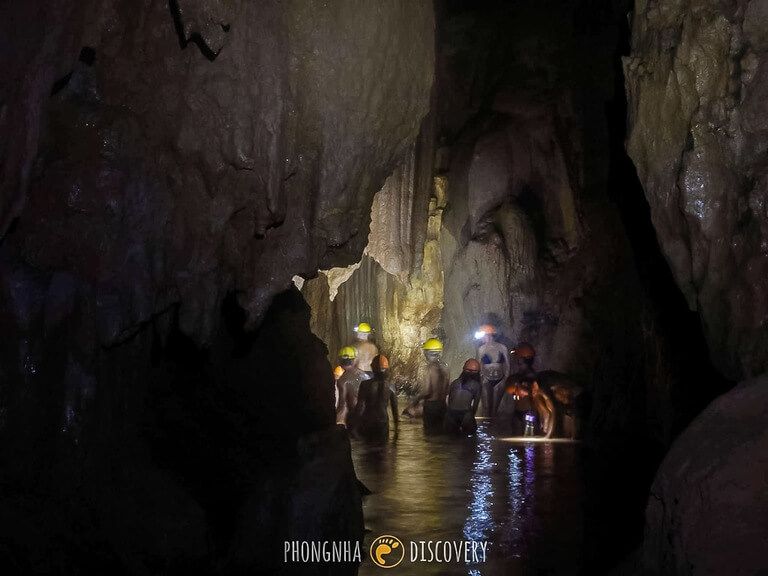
[333, 365, 345, 379]
[339, 346, 357, 360]
[422, 338, 444, 352]
[355, 322, 372, 334]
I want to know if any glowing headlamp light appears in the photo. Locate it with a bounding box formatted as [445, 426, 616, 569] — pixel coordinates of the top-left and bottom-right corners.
[474, 330, 486, 340]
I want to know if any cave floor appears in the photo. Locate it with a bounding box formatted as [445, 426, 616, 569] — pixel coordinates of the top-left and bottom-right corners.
[352, 419, 585, 575]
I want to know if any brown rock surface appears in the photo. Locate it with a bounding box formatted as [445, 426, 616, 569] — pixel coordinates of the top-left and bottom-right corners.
[625, 1, 768, 572]
[625, 0, 768, 380]
[1, 0, 434, 342]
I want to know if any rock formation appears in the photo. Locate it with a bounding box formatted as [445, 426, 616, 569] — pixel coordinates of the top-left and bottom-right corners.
[625, 0, 768, 381]
[642, 376, 768, 576]
[0, 1, 434, 572]
[626, 1, 768, 572]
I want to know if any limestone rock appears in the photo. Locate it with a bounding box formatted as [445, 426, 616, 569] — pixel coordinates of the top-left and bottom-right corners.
[0, 1, 434, 571]
[625, 0, 768, 379]
[0, 0, 435, 345]
[642, 376, 768, 575]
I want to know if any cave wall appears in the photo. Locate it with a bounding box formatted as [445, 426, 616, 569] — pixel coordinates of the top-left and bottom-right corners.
[0, 1, 435, 572]
[432, 0, 685, 445]
[303, 126, 446, 392]
[625, 0, 768, 380]
[1, 0, 434, 344]
[625, 1, 768, 573]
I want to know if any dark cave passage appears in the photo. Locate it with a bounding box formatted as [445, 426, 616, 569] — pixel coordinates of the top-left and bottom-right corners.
[1, 1, 765, 575]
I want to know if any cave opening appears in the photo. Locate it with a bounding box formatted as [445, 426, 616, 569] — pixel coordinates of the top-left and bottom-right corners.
[1, 0, 763, 574]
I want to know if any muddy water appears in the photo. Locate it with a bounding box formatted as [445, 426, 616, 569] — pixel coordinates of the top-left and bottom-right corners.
[352, 419, 585, 576]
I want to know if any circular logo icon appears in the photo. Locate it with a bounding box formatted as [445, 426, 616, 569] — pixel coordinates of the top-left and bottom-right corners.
[369, 534, 404, 568]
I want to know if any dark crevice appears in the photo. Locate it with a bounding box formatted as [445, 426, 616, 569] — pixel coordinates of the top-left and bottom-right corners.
[50, 71, 73, 96]
[78, 46, 96, 66]
[168, 0, 220, 62]
[49, 47, 96, 96]
[605, 11, 732, 434]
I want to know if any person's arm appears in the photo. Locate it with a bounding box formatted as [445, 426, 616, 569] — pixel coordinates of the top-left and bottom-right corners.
[335, 380, 347, 425]
[442, 368, 451, 405]
[503, 344, 511, 381]
[389, 389, 399, 431]
[472, 385, 482, 415]
[542, 393, 555, 438]
[351, 384, 366, 423]
[420, 377, 433, 402]
[409, 371, 433, 407]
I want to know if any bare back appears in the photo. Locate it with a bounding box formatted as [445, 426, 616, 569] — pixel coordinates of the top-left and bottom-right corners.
[336, 367, 364, 425]
[354, 340, 378, 372]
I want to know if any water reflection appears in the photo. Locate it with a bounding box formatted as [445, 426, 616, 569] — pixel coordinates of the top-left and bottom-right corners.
[463, 425, 495, 542]
[352, 420, 583, 576]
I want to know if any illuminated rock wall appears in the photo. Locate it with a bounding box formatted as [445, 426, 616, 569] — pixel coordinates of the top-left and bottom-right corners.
[625, 0, 768, 380]
[625, 0, 768, 572]
[304, 126, 446, 392]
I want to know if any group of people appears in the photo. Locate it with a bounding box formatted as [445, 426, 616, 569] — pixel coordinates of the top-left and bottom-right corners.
[404, 324, 555, 437]
[334, 323, 399, 443]
[333, 321, 555, 442]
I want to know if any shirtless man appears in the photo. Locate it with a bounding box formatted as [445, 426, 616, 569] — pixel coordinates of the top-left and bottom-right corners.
[352, 354, 398, 443]
[336, 346, 365, 429]
[352, 322, 378, 380]
[476, 324, 510, 417]
[406, 338, 450, 433]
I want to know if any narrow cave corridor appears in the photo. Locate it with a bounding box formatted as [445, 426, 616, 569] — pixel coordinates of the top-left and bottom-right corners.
[1, 1, 765, 575]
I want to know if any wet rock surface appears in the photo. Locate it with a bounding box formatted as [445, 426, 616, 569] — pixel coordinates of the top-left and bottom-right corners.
[625, 0, 768, 380]
[1, 0, 434, 340]
[0, 1, 433, 572]
[625, 1, 768, 572]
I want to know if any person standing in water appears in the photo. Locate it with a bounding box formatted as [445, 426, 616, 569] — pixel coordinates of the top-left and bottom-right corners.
[405, 338, 450, 433]
[352, 354, 398, 442]
[476, 324, 510, 417]
[444, 359, 482, 434]
[495, 375, 553, 436]
[503, 342, 554, 436]
[336, 346, 365, 429]
[352, 322, 378, 380]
